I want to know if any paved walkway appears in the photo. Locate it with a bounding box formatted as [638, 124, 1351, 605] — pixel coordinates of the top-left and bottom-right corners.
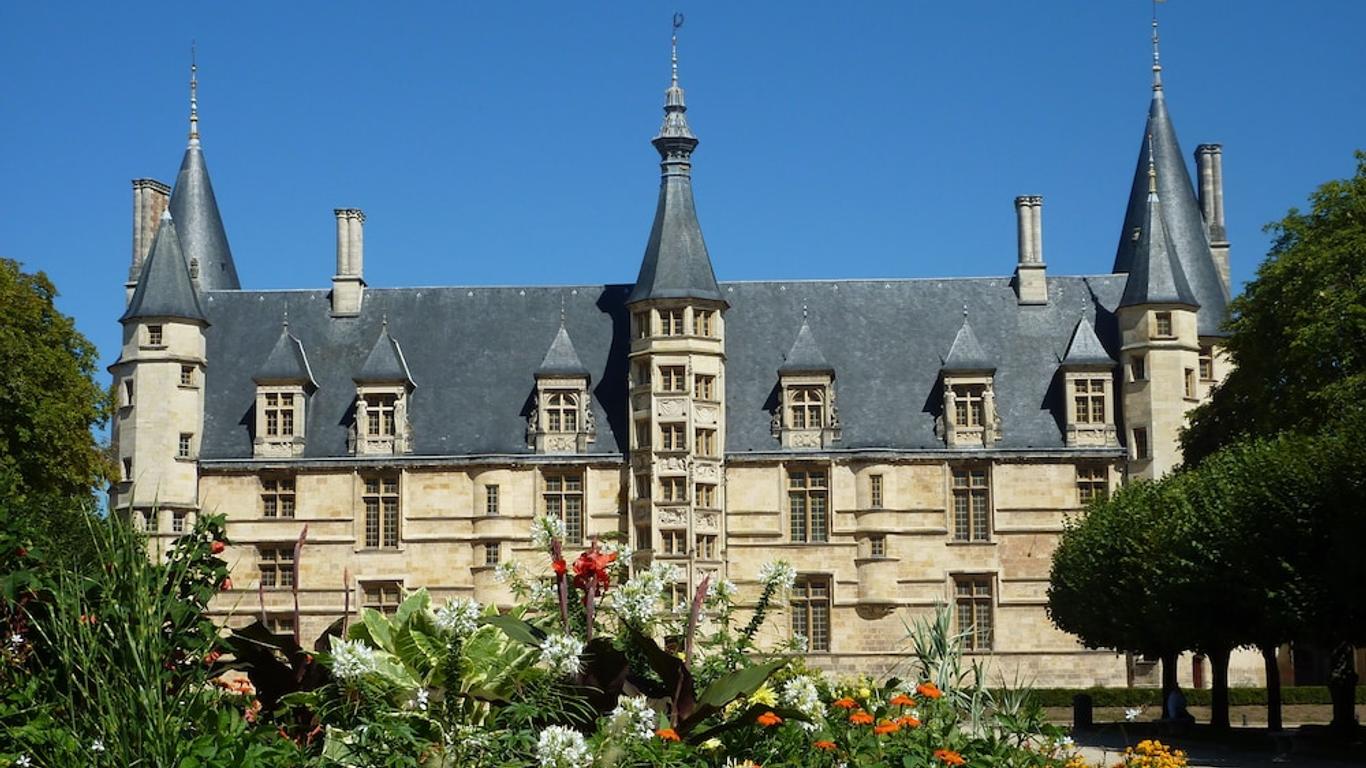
[1072, 726, 1365, 768]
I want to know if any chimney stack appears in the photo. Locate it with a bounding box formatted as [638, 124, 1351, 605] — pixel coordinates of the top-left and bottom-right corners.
[128, 179, 171, 303]
[1196, 145, 1230, 295]
[1014, 195, 1047, 305]
[331, 209, 366, 316]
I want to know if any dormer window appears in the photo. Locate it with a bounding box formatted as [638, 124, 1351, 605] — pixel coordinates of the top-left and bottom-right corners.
[364, 393, 396, 436]
[530, 323, 594, 454]
[351, 323, 415, 456]
[953, 384, 985, 428]
[789, 387, 824, 429]
[253, 321, 317, 459]
[1058, 318, 1118, 448]
[939, 317, 999, 448]
[775, 317, 839, 449]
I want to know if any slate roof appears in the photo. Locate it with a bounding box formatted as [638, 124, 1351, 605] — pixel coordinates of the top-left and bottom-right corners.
[1061, 317, 1115, 367]
[197, 276, 1127, 460]
[941, 317, 995, 372]
[356, 323, 414, 385]
[122, 212, 206, 323]
[536, 324, 590, 379]
[253, 322, 317, 386]
[169, 143, 241, 291]
[778, 318, 833, 374]
[1119, 166, 1199, 310]
[1111, 90, 1227, 334]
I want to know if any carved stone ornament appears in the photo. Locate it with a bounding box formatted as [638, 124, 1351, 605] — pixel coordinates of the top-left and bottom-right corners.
[658, 507, 688, 526]
[659, 457, 689, 473]
[658, 398, 687, 418]
[545, 434, 577, 453]
[694, 463, 719, 481]
[790, 431, 822, 448]
[697, 511, 719, 530]
[770, 409, 783, 439]
[695, 405, 718, 424]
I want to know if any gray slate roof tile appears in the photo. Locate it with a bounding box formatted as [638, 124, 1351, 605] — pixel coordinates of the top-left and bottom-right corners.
[122, 213, 206, 323]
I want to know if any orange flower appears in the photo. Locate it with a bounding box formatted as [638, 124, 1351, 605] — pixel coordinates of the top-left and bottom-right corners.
[933, 748, 965, 766]
[656, 727, 680, 742]
[890, 693, 916, 707]
[832, 696, 858, 709]
[245, 699, 262, 724]
[756, 711, 783, 727]
[814, 740, 837, 751]
[873, 719, 901, 735]
[551, 557, 568, 576]
[916, 681, 943, 700]
[896, 715, 922, 729]
[78, 614, 98, 625]
[211, 540, 225, 554]
[203, 650, 222, 665]
[849, 710, 874, 726]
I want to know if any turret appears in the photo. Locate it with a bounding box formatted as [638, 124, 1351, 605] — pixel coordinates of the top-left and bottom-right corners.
[110, 210, 209, 536]
[626, 17, 727, 603]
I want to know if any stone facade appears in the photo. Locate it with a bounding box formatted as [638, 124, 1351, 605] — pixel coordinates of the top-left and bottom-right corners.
[111, 34, 1271, 688]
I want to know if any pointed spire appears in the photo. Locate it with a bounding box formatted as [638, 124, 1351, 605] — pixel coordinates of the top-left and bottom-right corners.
[189, 42, 200, 145]
[168, 48, 242, 292]
[1150, 8, 1163, 93]
[1120, 143, 1199, 310]
[356, 321, 415, 385]
[122, 210, 207, 323]
[628, 14, 724, 306]
[942, 313, 994, 373]
[254, 316, 317, 386]
[1061, 315, 1114, 367]
[780, 310, 833, 374]
[1111, 18, 1229, 335]
[536, 323, 590, 380]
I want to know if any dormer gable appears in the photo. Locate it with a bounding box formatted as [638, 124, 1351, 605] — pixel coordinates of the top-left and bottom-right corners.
[529, 324, 595, 454]
[773, 315, 839, 449]
[351, 321, 414, 456]
[939, 315, 1000, 447]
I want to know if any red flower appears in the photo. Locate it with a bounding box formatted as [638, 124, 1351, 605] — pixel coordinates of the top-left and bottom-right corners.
[78, 614, 98, 625]
[756, 710, 783, 727]
[849, 710, 874, 726]
[814, 740, 837, 751]
[896, 715, 921, 729]
[873, 719, 901, 735]
[245, 700, 263, 724]
[203, 650, 222, 665]
[211, 540, 225, 554]
[832, 696, 858, 709]
[571, 545, 617, 593]
[916, 681, 943, 700]
[15, 547, 27, 558]
[934, 748, 966, 766]
[220, 577, 233, 591]
[551, 557, 568, 576]
[890, 693, 916, 707]
[656, 727, 680, 742]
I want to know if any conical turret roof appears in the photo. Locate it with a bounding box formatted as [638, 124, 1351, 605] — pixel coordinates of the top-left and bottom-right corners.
[627, 27, 723, 306]
[1119, 157, 1200, 310]
[535, 324, 590, 379]
[121, 211, 206, 323]
[168, 59, 240, 292]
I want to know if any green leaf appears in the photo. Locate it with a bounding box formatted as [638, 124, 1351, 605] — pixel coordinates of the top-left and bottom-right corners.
[394, 586, 430, 628]
[361, 607, 394, 652]
[695, 657, 787, 709]
[479, 614, 546, 647]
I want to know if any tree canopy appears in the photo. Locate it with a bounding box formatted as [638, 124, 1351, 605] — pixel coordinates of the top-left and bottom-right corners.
[1182, 152, 1366, 462]
[0, 258, 112, 503]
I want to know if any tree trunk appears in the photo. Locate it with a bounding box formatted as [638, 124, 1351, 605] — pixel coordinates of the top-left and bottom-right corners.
[1209, 646, 1232, 730]
[1161, 651, 1180, 719]
[1328, 642, 1359, 733]
[1262, 644, 1283, 732]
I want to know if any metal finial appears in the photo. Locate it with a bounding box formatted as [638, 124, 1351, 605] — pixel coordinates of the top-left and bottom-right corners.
[962, 303, 969, 320]
[1146, 132, 1158, 196]
[189, 42, 200, 143]
[381, 313, 389, 332]
[671, 13, 684, 86]
[801, 301, 808, 321]
[560, 294, 567, 326]
[1151, 1, 1164, 92]
[282, 304, 289, 330]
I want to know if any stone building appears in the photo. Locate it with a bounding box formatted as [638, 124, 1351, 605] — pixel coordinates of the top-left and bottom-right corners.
[110, 26, 1253, 686]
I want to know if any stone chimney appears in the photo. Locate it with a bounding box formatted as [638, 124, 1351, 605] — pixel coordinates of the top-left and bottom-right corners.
[127, 179, 171, 303]
[331, 208, 366, 316]
[1013, 195, 1047, 305]
[1196, 145, 1230, 295]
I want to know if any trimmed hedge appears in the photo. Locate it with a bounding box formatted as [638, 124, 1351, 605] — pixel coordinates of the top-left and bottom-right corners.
[1020, 686, 1366, 708]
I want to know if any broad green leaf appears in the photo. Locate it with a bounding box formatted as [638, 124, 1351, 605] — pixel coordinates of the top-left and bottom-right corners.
[394, 586, 430, 628]
[696, 657, 787, 709]
[362, 607, 394, 652]
[479, 614, 546, 647]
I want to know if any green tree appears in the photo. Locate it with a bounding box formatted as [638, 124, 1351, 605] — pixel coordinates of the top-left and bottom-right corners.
[1182, 152, 1366, 462]
[1047, 479, 1187, 708]
[0, 258, 112, 502]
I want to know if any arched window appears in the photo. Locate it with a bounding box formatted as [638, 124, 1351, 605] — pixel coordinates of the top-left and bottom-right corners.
[789, 387, 824, 429]
[546, 392, 578, 432]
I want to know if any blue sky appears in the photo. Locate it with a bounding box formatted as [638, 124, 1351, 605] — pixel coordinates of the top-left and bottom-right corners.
[2, 2, 1363, 377]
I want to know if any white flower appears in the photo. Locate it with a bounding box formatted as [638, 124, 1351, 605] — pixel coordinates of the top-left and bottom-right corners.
[759, 560, 796, 592]
[411, 688, 430, 711]
[1124, 706, 1142, 722]
[790, 633, 810, 654]
[329, 637, 378, 681]
[539, 634, 584, 676]
[528, 578, 558, 603]
[91, 739, 106, 753]
[7, 634, 22, 648]
[1058, 735, 1075, 748]
[434, 597, 482, 637]
[606, 695, 658, 741]
[700, 737, 723, 751]
[16, 756, 33, 768]
[780, 675, 822, 720]
[535, 725, 590, 768]
[494, 560, 521, 584]
[531, 516, 566, 550]
[706, 578, 738, 602]
[601, 539, 634, 562]
[610, 563, 677, 626]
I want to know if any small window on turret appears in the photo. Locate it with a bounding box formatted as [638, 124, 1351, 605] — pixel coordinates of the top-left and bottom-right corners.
[146, 325, 163, 347]
[661, 309, 685, 336]
[634, 312, 650, 339]
[180, 366, 195, 387]
[123, 379, 134, 407]
[1153, 311, 1173, 338]
[1199, 346, 1214, 381]
[695, 310, 714, 337]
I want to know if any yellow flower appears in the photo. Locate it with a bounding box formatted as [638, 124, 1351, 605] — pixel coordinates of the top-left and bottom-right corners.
[858, 687, 872, 700]
[749, 683, 778, 707]
[700, 738, 723, 751]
